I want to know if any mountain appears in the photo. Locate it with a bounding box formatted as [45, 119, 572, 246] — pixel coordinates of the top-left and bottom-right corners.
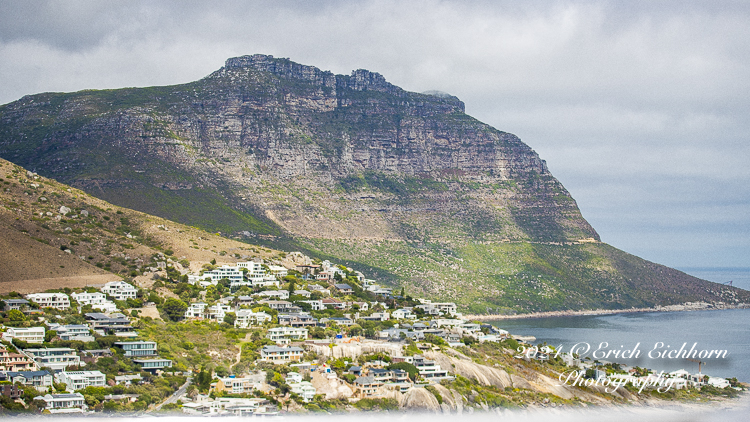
[0, 54, 746, 313]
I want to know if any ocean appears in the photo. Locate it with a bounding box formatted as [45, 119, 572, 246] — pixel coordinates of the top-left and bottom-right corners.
[490, 268, 750, 382]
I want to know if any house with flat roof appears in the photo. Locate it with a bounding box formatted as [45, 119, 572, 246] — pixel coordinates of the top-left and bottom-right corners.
[47, 324, 95, 342]
[114, 341, 158, 357]
[56, 370, 106, 391]
[185, 302, 207, 319]
[212, 376, 257, 395]
[260, 346, 303, 363]
[71, 292, 118, 313]
[102, 281, 137, 301]
[353, 376, 384, 398]
[2, 326, 45, 344]
[24, 348, 82, 371]
[202, 265, 245, 285]
[84, 312, 133, 336]
[278, 313, 318, 328]
[134, 358, 173, 372]
[266, 327, 308, 345]
[234, 310, 271, 328]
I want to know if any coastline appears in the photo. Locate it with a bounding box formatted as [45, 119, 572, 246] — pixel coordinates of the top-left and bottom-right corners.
[464, 302, 750, 322]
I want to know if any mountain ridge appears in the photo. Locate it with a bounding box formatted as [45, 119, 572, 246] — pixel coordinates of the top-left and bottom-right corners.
[0, 54, 744, 313]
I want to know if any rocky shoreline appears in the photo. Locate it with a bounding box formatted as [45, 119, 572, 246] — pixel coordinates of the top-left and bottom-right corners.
[464, 302, 750, 322]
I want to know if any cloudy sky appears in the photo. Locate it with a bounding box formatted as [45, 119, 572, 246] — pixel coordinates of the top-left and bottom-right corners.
[1, 0, 748, 272]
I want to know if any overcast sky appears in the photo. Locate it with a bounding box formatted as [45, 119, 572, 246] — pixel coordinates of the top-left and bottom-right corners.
[1, 0, 748, 272]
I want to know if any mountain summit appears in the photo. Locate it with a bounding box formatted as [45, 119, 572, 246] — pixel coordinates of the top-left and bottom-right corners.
[0, 54, 744, 313]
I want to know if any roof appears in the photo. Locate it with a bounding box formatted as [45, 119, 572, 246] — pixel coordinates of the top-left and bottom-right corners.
[262, 346, 303, 353]
[334, 284, 352, 289]
[5, 299, 29, 304]
[6, 370, 52, 377]
[354, 376, 381, 385]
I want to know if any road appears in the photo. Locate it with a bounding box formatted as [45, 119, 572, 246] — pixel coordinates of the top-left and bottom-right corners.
[148, 376, 192, 413]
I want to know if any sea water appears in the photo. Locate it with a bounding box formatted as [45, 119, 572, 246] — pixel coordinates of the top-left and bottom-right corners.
[491, 268, 750, 382]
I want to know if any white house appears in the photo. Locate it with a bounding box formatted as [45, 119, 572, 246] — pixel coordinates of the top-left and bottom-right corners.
[2, 327, 45, 344]
[234, 310, 272, 328]
[266, 327, 308, 345]
[71, 292, 118, 313]
[185, 302, 208, 319]
[24, 348, 81, 370]
[203, 265, 245, 285]
[301, 300, 324, 311]
[415, 299, 457, 316]
[289, 381, 316, 402]
[267, 265, 288, 278]
[253, 290, 290, 300]
[47, 324, 95, 342]
[56, 370, 106, 391]
[101, 281, 137, 301]
[391, 309, 416, 320]
[34, 393, 87, 413]
[26, 293, 70, 310]
[207, 304, 231, 321]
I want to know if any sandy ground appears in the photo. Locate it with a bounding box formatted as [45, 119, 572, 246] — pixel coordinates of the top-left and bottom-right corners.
[0, 274, 120, 294]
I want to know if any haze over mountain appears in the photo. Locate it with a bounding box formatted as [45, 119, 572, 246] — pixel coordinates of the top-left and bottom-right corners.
[0, 54, 745, 313]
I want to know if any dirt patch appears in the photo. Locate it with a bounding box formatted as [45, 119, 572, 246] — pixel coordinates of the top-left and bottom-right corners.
[130, 305, 162, 320]
[0, 274, 120, 295]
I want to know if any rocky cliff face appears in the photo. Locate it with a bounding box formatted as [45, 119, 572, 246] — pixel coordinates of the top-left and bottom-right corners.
[0, 54, 742, 313]
[0, 54, 596, 244]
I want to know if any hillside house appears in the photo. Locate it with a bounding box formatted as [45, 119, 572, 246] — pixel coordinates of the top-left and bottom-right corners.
[101, 281, 138, 301]
[260, 346, 303, 363]
[2, 326, 45, 344]
[0, 347, 36, 371]
[71, 292, 118, 313]
[267, 327, 308, 345]
[56, 370, 106, 391]
[25, 293, 70, 310]
[24, 348, 81, 371]
[114, 341, 157, 357]
[34, 393, 87, 413]
[234, 310, 271, 328]
[3, 370, 53, 388]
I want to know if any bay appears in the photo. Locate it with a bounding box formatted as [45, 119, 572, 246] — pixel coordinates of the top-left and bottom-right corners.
[491, 308, 750, 382]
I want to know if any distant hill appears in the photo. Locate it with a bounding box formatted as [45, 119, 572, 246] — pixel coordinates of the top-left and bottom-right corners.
[0, 158, 281, 293]
[0, 54, 747, 312]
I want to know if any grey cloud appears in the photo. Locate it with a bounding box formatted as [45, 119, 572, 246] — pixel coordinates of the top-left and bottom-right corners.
[0, 0, 748, 268]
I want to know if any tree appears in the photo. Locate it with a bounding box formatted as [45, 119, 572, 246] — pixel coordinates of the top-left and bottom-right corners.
[223, 313, 236, 326]
[284, 276, 296, 295]
[45, 330, 57, 343]
[162, 298, 187, 321]
[7, 309, 26, 323]
[387, 362, 419, 381]
[195, 366, 212, 392]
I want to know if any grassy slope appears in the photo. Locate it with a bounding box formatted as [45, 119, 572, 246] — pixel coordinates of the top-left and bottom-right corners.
[295, 238, 750, 314]
[0, 157, 283, 292]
